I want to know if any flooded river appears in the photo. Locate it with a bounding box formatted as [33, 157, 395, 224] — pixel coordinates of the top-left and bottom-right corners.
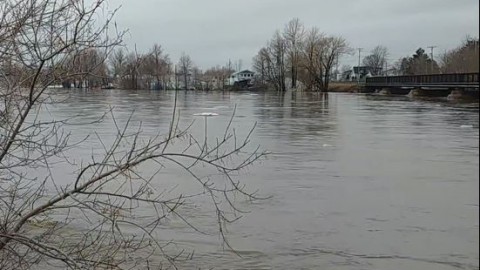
[45, 90, 478, 269]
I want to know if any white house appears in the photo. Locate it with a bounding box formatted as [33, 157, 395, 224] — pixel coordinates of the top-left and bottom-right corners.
[341, 66, 383, 81]
[228, 70, 255, 85]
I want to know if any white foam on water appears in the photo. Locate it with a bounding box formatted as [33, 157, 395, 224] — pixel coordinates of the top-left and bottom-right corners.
[193, 112, 219, 116]
[460, 125, 474, 128]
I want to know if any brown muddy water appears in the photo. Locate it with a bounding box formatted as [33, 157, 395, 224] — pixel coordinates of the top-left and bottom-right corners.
[41, 90, 478, 269]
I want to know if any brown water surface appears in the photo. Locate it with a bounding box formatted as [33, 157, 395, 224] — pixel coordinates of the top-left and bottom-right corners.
[43, 90, 479, 269]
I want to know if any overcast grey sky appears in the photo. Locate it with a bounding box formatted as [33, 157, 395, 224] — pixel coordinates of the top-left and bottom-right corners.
[107, 0, 479, 70]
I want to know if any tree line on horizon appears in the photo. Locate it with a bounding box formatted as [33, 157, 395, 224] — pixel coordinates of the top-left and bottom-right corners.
[106, 47, 244, 90]
[1, 43, 240, 91]
[386, 37, 478, 76]
[1, 16, 477, 92]
[56, 46, 239, 91]
[344, 38, 479, 77]
[252, 18, 479, 92]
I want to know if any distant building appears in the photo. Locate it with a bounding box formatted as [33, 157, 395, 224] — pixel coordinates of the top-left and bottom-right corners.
[341, 66, 383, 81]
[228, 70, 255, 86]
[354, 66, 382, 78]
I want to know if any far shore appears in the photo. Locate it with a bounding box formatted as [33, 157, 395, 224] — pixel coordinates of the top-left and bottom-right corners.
[326, 82, 358, 93]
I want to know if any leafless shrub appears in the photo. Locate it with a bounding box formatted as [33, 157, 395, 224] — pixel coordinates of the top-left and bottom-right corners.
[0, 0, 266, 269]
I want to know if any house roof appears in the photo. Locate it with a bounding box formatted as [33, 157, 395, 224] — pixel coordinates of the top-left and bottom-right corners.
[231, 69, 254, 76]
[353, 66, 382, 73]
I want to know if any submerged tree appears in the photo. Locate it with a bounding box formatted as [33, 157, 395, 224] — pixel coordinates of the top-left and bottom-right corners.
[284, 18, 305, 89]
[253, 19, 351, 92]
[300, 27, 326, 91]
[253, 32, 287, 92]
[0, 0, 265, 269]
[145, 44, 171, 90]
[178, 53, 194, 90]
[298, 27, 350, 91]
[252, 47, 269, 86]
[123, 52, 143, 89]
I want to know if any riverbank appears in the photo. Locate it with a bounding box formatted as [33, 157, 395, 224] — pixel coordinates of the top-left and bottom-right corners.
[327, 82, 358, 93]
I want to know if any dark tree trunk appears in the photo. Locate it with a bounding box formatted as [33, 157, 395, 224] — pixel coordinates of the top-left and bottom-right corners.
[291, 66, 297, 89]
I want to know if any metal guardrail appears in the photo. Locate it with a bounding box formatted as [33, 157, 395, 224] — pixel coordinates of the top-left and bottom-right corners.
[365, 73, 479, 88]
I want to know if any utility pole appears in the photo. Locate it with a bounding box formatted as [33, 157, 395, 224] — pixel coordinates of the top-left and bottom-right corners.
[385, 59, 388, 76]
[335, 52, 339, 81]
[357, 48, 363, 84]
[474, 40, 478, 60]
[174, 64, 178, 90]
[427, 45, 437, 73]
[357, 48, 363, 67]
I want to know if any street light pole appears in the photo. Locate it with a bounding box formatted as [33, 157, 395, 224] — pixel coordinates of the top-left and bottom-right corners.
[357, 47, 363, 84]
[427, 45, 437, 73]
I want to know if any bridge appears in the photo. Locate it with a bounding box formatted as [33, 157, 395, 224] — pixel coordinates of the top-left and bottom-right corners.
[362, 73, 479, 99]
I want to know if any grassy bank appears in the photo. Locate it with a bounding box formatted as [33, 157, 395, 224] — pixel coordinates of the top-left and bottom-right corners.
[327, 82, 359, 93]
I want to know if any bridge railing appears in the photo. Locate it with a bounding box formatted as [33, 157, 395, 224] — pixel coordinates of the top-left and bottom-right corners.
[365, 72, 479, 86]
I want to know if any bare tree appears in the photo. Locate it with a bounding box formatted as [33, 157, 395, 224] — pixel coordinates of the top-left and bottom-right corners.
[201, 67, 215, 90]
[123, 52, 143, 89]
[148, 44, 171, 90]
[284, 18, 305, 89]
[111, 46, 171, 90]
[0, 1, 265, 269]
[300, 27, 325, 91]
[178, 53, 193, 90]
[321, 36, 350, 90]
[256, 31, 287, 92]
[202, 65, 234, 91]
[299, 28, 350, 91]
[362, 45, 388, 75]
[69, 49, 108, 88]
[191, 66, 203, 89]
[220, 64, 235, 90]
[150, 44, 163, 89]
[251, 19, 352, 92]
[440, 36, 479, 73]
[109, 48, 127, 87]
[252, 48, 268, 86]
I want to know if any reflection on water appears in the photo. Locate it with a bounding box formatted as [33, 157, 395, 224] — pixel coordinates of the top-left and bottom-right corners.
[44, 89, 478, 269]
